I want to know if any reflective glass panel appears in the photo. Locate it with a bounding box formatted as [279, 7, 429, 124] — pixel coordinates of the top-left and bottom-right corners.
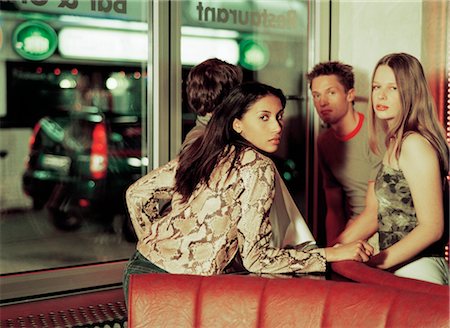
[0, 2, 148, 275]
[180, 0, 312, 214]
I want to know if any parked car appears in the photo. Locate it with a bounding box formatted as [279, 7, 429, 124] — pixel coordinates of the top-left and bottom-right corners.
[22, 108, 144, 240]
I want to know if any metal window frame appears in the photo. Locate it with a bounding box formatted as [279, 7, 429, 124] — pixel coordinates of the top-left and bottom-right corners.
[308, 0, 331, 239]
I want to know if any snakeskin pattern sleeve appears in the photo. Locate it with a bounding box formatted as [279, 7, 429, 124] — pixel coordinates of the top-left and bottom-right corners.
[125, 159, 178, 241]
[237, 151, 326, 274]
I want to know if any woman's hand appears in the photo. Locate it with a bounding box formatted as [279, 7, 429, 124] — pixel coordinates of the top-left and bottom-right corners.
[324, 240, 374, 262]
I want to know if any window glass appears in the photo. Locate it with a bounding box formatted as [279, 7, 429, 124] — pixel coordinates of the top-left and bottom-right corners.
[0, 2, 148, 276]
[0, 0, 314, 294]
[180, 0, 312, 215]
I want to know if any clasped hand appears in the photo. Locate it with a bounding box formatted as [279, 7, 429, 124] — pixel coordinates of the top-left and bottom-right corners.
[332, 240, 374, 262]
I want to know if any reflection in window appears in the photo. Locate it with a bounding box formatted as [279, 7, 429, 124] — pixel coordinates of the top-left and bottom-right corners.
[181, 0, 311, 217]
[0, 9, 148, 276]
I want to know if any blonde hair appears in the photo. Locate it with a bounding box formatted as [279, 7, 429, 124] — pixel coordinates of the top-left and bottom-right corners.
[368, 53, 449, 179]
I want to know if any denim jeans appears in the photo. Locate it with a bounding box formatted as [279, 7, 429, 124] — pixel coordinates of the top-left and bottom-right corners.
[123, 250, 167, 308]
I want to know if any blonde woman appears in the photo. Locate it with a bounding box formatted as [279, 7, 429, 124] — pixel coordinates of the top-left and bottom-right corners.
[336, 53, 449, 284]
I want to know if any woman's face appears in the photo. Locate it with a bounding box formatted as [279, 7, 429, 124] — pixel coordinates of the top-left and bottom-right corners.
[233, 94, 284, 153]
[371, 65, 402, 126]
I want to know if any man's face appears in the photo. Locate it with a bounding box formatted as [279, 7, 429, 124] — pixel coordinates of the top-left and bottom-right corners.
[310, 75, 354, 125]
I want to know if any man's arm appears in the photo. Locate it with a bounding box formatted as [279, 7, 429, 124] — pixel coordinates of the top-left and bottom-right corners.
[317, 137, 348, 246]
[324, 186, 347, 246]
[334, 181, 379, 246]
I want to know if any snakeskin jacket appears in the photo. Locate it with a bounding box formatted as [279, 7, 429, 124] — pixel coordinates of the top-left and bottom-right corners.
[125, 146, 326, 275]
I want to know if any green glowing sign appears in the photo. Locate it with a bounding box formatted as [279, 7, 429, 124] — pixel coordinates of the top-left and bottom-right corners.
[13, 21, 57, 61]
[239, 39, 269, 71]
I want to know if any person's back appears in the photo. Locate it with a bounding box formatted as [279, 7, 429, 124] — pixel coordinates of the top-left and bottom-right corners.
[127, 146, 322, 275]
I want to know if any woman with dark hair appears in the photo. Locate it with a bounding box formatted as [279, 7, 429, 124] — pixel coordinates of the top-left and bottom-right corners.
[123, 82, 373, 301]
[335, 53, 449, 284]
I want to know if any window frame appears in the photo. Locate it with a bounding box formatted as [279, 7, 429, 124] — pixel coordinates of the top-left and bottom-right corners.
[0, 0, 183, 305]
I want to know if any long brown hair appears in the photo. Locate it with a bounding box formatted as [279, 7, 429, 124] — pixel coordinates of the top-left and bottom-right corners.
[369, 53, 449, 179]
[175, 82, 286, 202]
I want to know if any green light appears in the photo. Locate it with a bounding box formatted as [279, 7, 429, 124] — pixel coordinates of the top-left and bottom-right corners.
[239, 39, 269, 71]
[285, 159, 296, 170]
[12, 21, 57, 61]
[283, 172, 292, 181]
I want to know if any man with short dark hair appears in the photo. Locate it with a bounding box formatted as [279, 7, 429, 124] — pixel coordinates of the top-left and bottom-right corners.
[182, 58, 243, 149]
[307, 61, 381, 248]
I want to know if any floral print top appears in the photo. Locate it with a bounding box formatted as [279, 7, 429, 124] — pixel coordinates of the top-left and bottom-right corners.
[374, 164, 446, 257]
[125, 147, 326, 275]
[374, 164, 417, 250]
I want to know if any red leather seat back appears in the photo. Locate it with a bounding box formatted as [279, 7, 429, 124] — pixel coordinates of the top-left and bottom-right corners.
[128, 273, 449, 328]
[199, 273, 266, 327]
[128, 273, 198, 327]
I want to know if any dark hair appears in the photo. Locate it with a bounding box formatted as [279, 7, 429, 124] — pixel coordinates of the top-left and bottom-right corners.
[175, 82, 286, 201]
[307, 61, 354, 92]
[186, 58, 243, 116]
